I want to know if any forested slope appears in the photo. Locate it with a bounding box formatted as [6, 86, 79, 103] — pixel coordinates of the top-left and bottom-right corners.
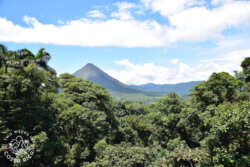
[131, 81, 202, 96]
[73, 63, 164, 102]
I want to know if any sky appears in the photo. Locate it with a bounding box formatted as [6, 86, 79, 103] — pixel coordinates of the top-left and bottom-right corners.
[0, 0, 250, 85]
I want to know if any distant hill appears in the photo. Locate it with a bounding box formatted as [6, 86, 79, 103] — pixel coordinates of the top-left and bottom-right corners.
[73, 63, 164, 102]
[130, 81, 203, 96]
[73, 63, 202, 101]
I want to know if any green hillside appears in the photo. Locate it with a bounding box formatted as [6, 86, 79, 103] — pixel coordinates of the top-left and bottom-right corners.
[131, 81, 202, 96]
[73, 63, 164, 101]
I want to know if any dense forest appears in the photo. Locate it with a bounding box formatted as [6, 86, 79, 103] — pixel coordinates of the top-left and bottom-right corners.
[0, 44, 249, 167]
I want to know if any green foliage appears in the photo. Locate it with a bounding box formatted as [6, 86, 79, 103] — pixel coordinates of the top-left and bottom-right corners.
[109, 90, 160, 103]
[90, 142, 154, 167]
[177, 107, 204, 148]
[191, 72, 243, 110]
[157, 144, 210, 167]
[0, 46, 62, 167]
[131, 81, 202, 96]
[0, 63, 58, 133]
[146, 93, 186, 148]
[155, 92, 184, 115]
[57, 73, 119, 166]
[119, 115, 153, 146]
[241, 57, 250, 82]
[114, 100, 148, 117]
[201, 102, 249, 166]
[0, 45, 249, 167]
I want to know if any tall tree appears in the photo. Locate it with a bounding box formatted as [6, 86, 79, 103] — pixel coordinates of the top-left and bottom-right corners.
[58, 73, 119, 166]
[14, 48, 56, 75]
[0, 44, 14, 126]
[0, 44, 9, 75]
[201, 102, 249, 166]
[241, 57, 250, 82]
[191, 72, 243, 110]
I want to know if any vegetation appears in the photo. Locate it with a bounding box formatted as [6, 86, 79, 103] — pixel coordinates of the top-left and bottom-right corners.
[74, 63, 202, 102]
[131, 81, 202, 96]
[0, 45, 249, 167]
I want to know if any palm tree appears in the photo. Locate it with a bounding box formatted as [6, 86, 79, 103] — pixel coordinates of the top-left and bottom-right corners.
[0, 44, 11, 114]
[0, 44, 14, 93]
[1, 45, 56, 75]
[35, 48, 56, 75]
[0, 45, 56, 116]
[0, 44, 9, 75]
[14, 48, 56, 75]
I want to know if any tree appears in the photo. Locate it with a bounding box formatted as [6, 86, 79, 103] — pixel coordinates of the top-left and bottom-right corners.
[89, 142, 154, 167]
[113, 101, 148, 117]
[201, 102, 249, 166]
[0, 46, 62, 166]
[156, 143, 209, 167]
[0, 44, 9, 75]
[119, 115, 152, 146]
[0, 44, 15, 115]
[155, 92, 184, 115]
[191, 72, 243, 110]
[57, 73, 119, 166]
[241, 57, 250, 82]
[0, 46, 55, 75]
[147, 93, 185, 148]
[14, 48, 56, 75]
[0, 45, 9, 138]
[177, 107, 203, 148]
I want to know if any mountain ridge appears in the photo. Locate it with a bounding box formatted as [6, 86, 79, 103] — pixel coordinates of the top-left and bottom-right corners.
[73, 63, 202, 101]
[130, 81, 203, 95]
[73, 63, 164, 101]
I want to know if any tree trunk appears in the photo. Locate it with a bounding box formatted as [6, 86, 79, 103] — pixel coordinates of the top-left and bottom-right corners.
[4, 62, 7, 115]
[4, 62, 7, 75]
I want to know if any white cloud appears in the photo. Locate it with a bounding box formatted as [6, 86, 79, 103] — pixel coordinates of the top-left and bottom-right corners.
[0, 1, 250, 46]
[111, 2, 137, 20]
[142, 0, 250, 42]
[170, 58, 179, 64]
[216, 35, 250, 50]
[211, 0, 234, 5]
[0, 16, 167, 47]
[142, 0, 204, 16]
[106, 49, 249, 85]
[197, 33, 250, 56]
[200, 49, 250, 72]
[168, 1, 250, 42]
[57, 20, 64, 24]
[115, 59, 134, 67]
[87, 10, 106, 18]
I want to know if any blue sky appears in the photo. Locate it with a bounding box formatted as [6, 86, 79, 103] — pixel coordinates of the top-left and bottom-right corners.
[0, 0, 250, 84]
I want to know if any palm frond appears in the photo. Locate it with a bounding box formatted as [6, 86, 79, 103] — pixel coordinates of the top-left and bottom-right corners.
[0, 44, 8, 54]
[36, 48, 46, 59]
[14, 49, 35, 60]
[0, 58, 2, 68]
[36, 48, 51, 63]
[45, 65, 57, 75]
